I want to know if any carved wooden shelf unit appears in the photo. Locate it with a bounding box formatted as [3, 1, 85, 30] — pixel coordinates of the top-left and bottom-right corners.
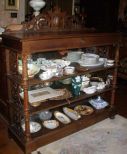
[1, 7, 120, 154]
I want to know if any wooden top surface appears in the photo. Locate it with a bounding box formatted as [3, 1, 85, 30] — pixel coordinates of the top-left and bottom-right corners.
[2, 30, 120, 42]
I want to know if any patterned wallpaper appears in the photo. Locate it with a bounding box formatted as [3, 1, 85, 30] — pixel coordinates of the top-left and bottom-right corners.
[0, 0, 25, 27]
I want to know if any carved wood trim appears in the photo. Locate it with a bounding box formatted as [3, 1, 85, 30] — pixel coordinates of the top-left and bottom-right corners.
[23, 6, 85, 32]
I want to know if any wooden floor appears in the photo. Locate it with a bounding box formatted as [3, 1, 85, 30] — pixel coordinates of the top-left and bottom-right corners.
[0, 79, 127, 154]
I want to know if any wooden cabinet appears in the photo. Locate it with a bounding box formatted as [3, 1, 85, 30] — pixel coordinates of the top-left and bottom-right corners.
[118, 35, 127, 79]
[1, 8, 120, 154]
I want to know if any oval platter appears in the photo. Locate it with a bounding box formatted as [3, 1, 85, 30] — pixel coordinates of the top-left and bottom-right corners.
[74, 105, 94, 115]
[54, 111, 71, 124]
[63, 107, 81, 120]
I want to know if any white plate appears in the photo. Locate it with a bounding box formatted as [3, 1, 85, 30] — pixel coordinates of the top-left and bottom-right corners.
[54, 111, 71, 124]
[63, 107, 81, 120]
[43, 120, 59, 129]
[78, 60, 104, 68]
[21, 121, 42, 133]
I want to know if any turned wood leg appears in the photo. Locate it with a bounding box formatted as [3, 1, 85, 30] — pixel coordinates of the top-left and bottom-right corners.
[109, 107, 116, 119]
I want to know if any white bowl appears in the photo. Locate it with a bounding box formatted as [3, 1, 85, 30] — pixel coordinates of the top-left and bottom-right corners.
[67, 51, 83, 62]
[18, 64, 40, 78]
[43, 120, 59, 129]
[21, 121, 42, 133]
[83, 86, 96, 94]
[39, 110, 52, 121]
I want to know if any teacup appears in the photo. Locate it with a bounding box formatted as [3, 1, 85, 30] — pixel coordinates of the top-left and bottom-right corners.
[64, 66, 75, 75]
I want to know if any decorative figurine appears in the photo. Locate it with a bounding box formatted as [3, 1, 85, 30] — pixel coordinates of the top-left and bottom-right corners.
[71, 76, 82, 96]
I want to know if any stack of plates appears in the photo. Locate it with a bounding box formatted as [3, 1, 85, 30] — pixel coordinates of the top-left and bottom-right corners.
[78, 53, 104, 68]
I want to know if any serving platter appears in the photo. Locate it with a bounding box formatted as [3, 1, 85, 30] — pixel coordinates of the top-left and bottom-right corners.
[74, 105, 94, 115]
[63, 107, 81, 120]
[54, 111, 71, 124]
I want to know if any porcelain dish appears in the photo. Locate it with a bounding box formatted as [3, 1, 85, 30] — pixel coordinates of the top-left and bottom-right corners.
[107, 59, 115, 64]
[74, 105, 94, 115]
[83, 86, 96, 94]
[63, 107, 81, 120]
[39, 110, 52, 121]
[30, 101, 42, 107]
[64, 66, 75, 75]
[78, 60, 104, 68]
[21, 121, 42, 133]
[89, 96, 108, 109]
[18, 63, 40, 78]
[54, 111, 71, 124]
[43, 120, 59, 129]
[39, 71, 53, 80]
[53, 59, 71, 68]
[66, 51, 83, 62]
[81, 53, 100, 65]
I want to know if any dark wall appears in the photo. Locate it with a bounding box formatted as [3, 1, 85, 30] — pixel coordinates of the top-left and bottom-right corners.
[81, 0, 120, 32]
